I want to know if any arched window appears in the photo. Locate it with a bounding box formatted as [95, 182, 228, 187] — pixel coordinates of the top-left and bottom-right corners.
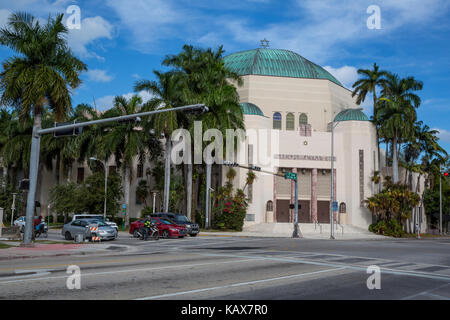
[273, 112, 282, 130]
[286, 113, 295, 130]
[299, 113, 308, 124]
[339, 202, 346, 213]
[266, 200, 273, 211]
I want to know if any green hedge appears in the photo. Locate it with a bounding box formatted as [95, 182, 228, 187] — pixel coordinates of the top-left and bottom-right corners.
[369, 219, 404, 237]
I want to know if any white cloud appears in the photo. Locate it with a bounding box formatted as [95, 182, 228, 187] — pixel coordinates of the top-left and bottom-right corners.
[67, 16, 114, 59]
[0, 9, 10, 27]
[0, 1, 114, 60]
[323, 66, 358, 89]
[85, 69, 114, 82]
[105, 0, 183, 51]
[434, 128, 450, 143]
[95, 91, 155, 110]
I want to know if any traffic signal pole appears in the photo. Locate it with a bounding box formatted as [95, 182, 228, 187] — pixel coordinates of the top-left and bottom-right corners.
[21, 104, 208, 246]
[293, 175, 300, 238]
[440, 163, 442, 235]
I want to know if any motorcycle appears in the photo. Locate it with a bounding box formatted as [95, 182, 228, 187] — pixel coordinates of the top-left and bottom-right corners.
[34, 223, 48, 238]
[137, 223, 159, 241]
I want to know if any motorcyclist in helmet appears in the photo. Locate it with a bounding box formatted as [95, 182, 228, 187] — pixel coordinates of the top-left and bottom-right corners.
[142, 216, 153, 240]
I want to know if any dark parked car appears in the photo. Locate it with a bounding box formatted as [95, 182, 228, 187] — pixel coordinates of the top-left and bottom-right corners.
[129, 217, 187, 239]
[150, 212, 199, 237]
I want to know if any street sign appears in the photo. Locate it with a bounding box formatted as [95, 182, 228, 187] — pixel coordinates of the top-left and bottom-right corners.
[284, 172, 297, 180]
[332, 201, 338, 211]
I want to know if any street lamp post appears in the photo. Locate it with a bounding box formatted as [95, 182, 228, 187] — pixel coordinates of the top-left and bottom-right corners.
[90, 157, 108, 220]
[330, 108, 363, 240]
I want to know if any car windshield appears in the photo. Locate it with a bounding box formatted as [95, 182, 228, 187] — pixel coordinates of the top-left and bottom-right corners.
[174, 215, 190, 223]
[84, 219, 108, 227]
[158, 219, 173, 225]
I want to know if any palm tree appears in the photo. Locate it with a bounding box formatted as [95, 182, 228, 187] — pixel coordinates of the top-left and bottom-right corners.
[100, 95, 160, 224]
[0, 12, 86, 241]
[134, 71, 185, 213]
[377, 73, 424, 183]
[162, 45, 244, 223]
[377, 97, 417, 183]
[352, 63, 388, 191]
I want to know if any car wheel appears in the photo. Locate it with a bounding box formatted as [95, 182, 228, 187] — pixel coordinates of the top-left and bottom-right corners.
[65, 231, 72, 240]
[178, 236, 184, 238]
[190, 233, 198, 237]
[162, 230, 169, 239]
[133, 229, 140, 238]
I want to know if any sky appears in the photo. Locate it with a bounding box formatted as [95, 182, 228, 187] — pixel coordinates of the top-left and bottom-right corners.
[0, 0, 449, 153]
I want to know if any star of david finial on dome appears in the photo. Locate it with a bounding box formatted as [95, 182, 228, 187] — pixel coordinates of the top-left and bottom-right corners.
[260, 38, 270, 48]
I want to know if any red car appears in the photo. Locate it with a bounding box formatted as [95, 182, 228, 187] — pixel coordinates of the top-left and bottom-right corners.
[130, 217, 187, 239]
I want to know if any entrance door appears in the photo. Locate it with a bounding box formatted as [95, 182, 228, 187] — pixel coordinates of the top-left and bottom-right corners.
[317, 201, 330, 223]
[276, 200, 290, 222]
[298, 200, 310, 223]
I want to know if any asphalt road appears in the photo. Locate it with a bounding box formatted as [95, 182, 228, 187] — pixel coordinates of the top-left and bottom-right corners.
[0, 235, 449, 300]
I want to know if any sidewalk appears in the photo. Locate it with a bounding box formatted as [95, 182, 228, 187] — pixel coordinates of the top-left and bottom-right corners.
[0, 241, 132, 261]
[199, 223, 390, 240]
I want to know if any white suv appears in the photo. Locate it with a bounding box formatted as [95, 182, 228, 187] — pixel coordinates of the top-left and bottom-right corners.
[72, 214, 118, 231]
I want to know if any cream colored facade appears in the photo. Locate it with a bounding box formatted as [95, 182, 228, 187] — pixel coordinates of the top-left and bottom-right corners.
[228, 75, 379, 229]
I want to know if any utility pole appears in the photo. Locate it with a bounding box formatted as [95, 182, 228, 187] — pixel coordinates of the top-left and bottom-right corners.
[21, 104, 209, 246]
[440, 163, 442, 235]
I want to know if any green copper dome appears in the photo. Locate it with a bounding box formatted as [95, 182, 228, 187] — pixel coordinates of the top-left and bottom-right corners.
[334, 109, 369, 122]
[224, 48, 343, 86]
[240, 102, 264, 116]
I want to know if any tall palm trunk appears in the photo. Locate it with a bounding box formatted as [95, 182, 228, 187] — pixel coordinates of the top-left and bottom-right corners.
[373, 89, 382, 193]
[24, 112, 42, 244]
[392, 133, 399, 183]
[124, 165, 130, 227]
[163, 136, 171, 212]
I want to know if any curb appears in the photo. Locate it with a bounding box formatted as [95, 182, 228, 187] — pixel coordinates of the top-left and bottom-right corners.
[0, 243, 135, 261]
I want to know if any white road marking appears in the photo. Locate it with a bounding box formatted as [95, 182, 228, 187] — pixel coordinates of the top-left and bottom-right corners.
[401, 283, 450, 300]
[135, 267, 345, 300]
[0, 258, 263, 285]
[199, 252, 450, 282]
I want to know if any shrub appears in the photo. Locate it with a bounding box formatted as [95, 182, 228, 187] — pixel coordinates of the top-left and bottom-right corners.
[369, 219, 404, 237]
[212, 184, 248, 231]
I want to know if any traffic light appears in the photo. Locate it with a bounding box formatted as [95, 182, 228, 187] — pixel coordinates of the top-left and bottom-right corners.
[445, 172, 449, 177]
[184, 105, 209, 115]
[54, 121, 82, 137]
[250, 165, 261, 171]
[223, 161, 239, 167]
[19, 179, 29, 190]
[118, 116, 141, 124]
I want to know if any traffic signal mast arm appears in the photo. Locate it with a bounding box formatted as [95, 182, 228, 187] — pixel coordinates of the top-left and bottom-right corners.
[222, 161, 287, 178]
[38, 104, 208, 135]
